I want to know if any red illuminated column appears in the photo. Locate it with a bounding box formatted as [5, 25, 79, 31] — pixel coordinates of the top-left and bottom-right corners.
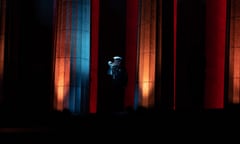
[89, 0, 99, 113]
[173, 0, 177, 110]
[125, 0, 139, 108]
[205, 0, 227, 109]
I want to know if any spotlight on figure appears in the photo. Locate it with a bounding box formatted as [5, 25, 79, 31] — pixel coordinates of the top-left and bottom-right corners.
[106, 56, 128, 112]
[107, 56, 123, 79]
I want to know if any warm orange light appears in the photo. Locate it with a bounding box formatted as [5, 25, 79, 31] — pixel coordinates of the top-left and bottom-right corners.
[53, 0, 73, 111]
[141, 55, 150, 98]
[54, 57, 71, 110]
[138, 50, 155, 107]
[141, 58, 154, 97]
[142, 81, 150, 98]
[138, 0, 156, 108]
[229, 0, 240, 104]
[0, 39, 4, 78]
[0, 0, 6, 82]
[232, 49, 240, 104]
[233, 78, 240, 104]
[54, 3, 71, 111]
[141, 80, 154, 107]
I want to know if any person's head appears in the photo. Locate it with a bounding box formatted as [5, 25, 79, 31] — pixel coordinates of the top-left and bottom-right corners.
[113, 56, 122, 66]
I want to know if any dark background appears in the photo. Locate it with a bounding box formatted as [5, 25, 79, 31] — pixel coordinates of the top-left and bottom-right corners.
[3, 0, 54, 113]
[176, 0, 206, 110]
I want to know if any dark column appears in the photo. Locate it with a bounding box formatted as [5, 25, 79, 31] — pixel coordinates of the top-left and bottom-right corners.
[176, 0, 205, 110]
[97, 0, 126, 112]
[4, 0, 21, 112]
[4, 0, 54, 114]
[0, 0, 6, 106]
[155, 0, 175, 110]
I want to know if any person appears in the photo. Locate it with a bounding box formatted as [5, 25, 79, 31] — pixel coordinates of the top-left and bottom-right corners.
[107, 56, 128, 112]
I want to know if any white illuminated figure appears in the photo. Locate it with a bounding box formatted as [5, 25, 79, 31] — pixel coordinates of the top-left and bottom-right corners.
[107, 56, 128, 112]
[107, 56, 123, 79]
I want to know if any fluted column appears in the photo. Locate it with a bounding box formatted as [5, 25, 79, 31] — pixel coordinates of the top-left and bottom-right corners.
[0, 0, 6, 98]
[205, 0, 227, 108]
[138, 0, 156, 108]
[53, 0, 91, 113]
[228, 0, 240, 104]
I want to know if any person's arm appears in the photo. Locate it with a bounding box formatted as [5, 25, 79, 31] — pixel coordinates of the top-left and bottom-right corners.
[107, 61, 112, 75]
[108, 61, 112, 66]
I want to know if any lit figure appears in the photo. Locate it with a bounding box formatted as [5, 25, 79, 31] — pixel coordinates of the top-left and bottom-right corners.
[107, 56, 128, 112]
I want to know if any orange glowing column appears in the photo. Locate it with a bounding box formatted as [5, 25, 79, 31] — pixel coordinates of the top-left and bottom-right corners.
[0, 0, 6, 95]
[53, 0, 71, 111]
[138, 0, 156, 108]
[228, 0, 240, 104]
[53, 0, 91, 113]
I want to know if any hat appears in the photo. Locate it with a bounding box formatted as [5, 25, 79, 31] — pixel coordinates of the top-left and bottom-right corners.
[113, 56, 122, 60]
